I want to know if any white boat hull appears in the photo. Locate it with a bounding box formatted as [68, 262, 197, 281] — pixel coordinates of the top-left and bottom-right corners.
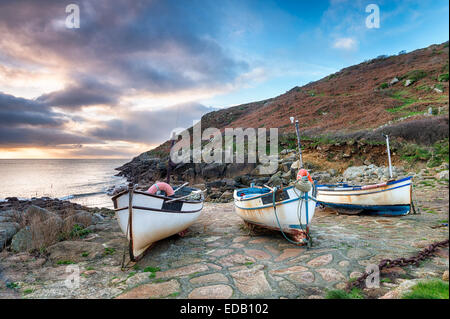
[316, 176, 412, 216]
[233, 186, 316, 235]
[113, 190, 203, 259]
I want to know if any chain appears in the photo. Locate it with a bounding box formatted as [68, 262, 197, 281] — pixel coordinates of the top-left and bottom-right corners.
[347, 239, 449, 290]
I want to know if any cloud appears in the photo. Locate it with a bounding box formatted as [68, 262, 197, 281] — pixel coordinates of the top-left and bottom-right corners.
[89, 102, 213, 144]
[0, 92, 65, 127]
[332, 37, 358, 50]
[0, 0, 249, 155]
[37, 77, 121, 109]
[0, 0, 248, 95]
[0, 126, 98, 147]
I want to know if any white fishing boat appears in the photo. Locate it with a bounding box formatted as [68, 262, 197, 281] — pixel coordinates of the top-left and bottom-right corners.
[316, 176, 413, 216]
[316, 135, 414, 216]
[233, 184, 316, 242]
[111, 184, 204, 260]
[233, 116, 317, 244]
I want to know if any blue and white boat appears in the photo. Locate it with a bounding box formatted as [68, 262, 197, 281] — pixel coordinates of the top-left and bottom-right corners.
[233, 185, 316, 241]
[316, 176, 413, 216]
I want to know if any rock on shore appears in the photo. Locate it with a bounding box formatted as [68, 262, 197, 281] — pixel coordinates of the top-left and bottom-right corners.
[0, 198, 113, 253]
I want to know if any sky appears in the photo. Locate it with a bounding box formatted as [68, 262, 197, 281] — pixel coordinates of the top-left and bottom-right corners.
[0, 0, 448, 159]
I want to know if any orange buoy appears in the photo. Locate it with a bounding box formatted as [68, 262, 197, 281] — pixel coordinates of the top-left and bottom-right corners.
[147, 182, 175, 196]
[297, 169, 313, 183]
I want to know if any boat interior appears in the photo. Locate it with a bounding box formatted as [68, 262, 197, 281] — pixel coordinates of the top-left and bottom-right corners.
[236, 187, 272, 199]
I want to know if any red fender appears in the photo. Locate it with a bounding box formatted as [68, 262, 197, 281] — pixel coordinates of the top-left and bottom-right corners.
[147, 182, 175, 196]
[297, 169, 313, 183]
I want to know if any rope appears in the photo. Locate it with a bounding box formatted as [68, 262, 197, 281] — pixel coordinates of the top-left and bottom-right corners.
[272, 187, 308, 246]
[293, 185, 313, 246]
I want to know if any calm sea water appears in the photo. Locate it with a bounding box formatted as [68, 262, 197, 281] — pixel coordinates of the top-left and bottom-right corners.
[0, 159, 129, 208]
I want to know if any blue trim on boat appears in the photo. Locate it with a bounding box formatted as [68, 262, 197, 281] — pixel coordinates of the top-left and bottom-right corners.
[319, 202, 411, 216]
[386, 176, 413, 185]
[316, 182, 411, 196]
[316, 176, 413, 190]
[236, 185, 295, 202]
[236, 196, 302, 210]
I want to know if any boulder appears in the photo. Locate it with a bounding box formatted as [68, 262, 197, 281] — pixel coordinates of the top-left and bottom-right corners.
[390, 77, 399, 85]
[63, 211, 92, 229]
[437, 170, 449, 180]
[10, 226, 33, 252]
[202, 163, 227, 179]
[219, 191, 234, 203]
[290, 160, 301, 170]
[404, 79, 413, 87]
[24, 205, 57, 223]
[225, 163, 256, 178]
[268, 172, 283, 187]
[0, 222, 20, 250]
[92, 213, 105, 224]
[311, 171, 332, 182]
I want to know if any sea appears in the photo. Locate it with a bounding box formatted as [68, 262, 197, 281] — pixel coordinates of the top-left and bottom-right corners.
[0, 159, 129, 208]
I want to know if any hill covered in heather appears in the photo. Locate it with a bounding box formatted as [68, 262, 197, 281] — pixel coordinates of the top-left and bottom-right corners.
[117, 42, 449, 185]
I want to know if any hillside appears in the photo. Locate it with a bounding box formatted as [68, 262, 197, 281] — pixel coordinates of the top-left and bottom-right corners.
[149, 42, 449, 156]
[116, 42, 449, 185]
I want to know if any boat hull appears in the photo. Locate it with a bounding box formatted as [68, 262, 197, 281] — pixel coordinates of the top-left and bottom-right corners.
[112, 190, 203, 259]
[316, 176, 412, 216]
[233, 186, 316, 235]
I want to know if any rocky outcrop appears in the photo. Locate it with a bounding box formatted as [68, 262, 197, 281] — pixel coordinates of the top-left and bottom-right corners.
[0, 198, 114, 253]
[343, 164, 405, 182]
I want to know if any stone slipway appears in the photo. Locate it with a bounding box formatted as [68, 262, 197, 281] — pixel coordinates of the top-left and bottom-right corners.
[0, 183, 448, 299]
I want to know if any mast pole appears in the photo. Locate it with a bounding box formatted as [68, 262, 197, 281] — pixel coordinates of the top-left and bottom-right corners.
[384, 134, 393, 179]
[290, 116, 303, 168]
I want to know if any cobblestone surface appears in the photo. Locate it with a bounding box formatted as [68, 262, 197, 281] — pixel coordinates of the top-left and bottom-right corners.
[0, 183, 448, 299]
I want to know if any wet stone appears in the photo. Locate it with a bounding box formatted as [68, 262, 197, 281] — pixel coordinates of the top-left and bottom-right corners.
[218, 254, 256, 267]
[116, 279, 179, 299]
[188, 285, 233, 299]
[317, 269, 345, 282]
[233, 236, 250, 243]
[156, 263, 209, 279]
[244, 249, 271, 260]
[269, 266, 308, 276]
[288, 272, 315, 284]
[278, 280, 298, 294]
[189, 273, 229, 285]
[231, 266, 272, 296]
[274, 248, 303, 262]
[207, 249, 234, 257]
[347, 248, 370, 259]
[307, 254, 333, 267]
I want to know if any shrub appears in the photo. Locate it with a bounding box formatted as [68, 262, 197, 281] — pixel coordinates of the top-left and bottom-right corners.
[326, 288, 364, 299]
[143, 266, 161, 273]
[401, 70, 427, 82]
[438, 73, 449, 82]
[378, 82, 389, 89]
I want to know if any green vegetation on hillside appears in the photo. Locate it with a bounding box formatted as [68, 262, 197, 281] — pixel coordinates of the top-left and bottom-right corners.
[399, 138, 449, 167]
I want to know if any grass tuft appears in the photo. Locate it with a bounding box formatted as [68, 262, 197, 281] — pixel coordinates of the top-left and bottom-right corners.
[402, 280, 449, 299]
[325, 288, 364, 299]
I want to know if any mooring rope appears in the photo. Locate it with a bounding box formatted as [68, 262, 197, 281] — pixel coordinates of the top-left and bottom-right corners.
[272, 187, 308, 246]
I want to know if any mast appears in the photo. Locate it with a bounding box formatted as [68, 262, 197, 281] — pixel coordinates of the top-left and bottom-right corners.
[384, 134, 393, 179]
[290, 116, 303, 168]
[166, 132, 176, 184]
